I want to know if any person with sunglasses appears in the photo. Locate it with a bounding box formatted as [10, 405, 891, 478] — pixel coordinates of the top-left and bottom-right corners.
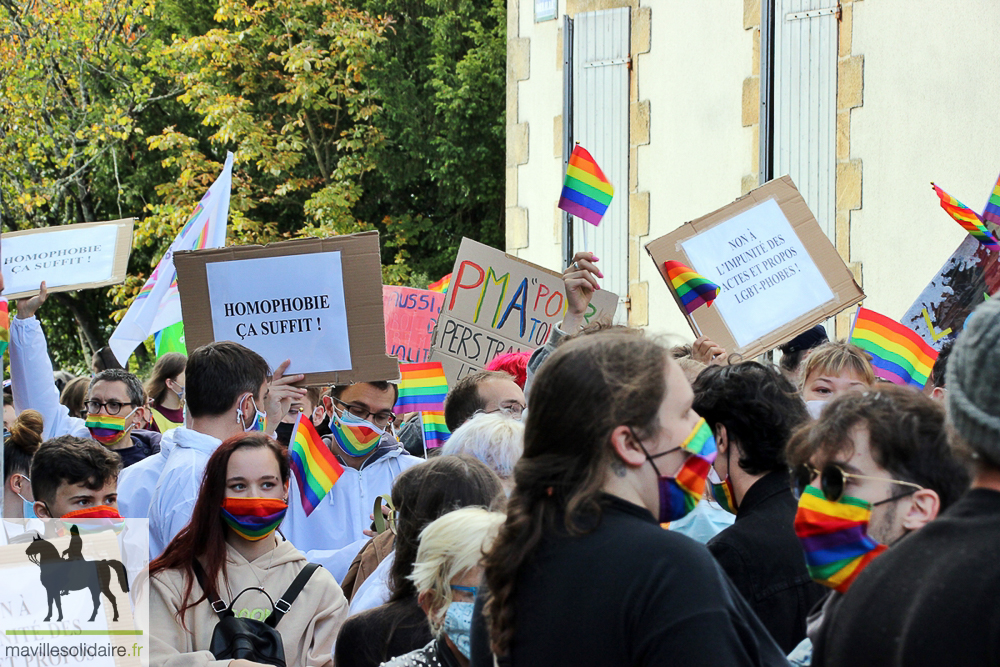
[692, 361, 823, 654]
[10, 282, 162, 468]
[784, 384, 970, 667]
[281, 381, 424, 583]
[382, 507, 505, 667]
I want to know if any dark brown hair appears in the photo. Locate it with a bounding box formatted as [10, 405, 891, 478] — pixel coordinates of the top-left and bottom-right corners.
[786, 385, 970, 510]
[60, 377, 90, 418]
[443, 370, 514, 432]
[149, 434, 289, 628]
[144, 353, 187, 405]
[30, 436, 122, 509]
[483, 333, 668, 655]
[4, 410, 44, 481]
[185, 342, 270, 418]
[388, 454, 504, 602]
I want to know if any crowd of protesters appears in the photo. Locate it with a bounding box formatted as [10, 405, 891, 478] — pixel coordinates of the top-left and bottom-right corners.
[1, 250, 996, 667]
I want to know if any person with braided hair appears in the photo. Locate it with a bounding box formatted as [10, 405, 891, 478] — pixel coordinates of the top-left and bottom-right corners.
[481, 333, 788, 667]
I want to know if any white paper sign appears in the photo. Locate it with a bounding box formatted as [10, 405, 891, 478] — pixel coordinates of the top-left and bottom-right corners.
[206, 251, 353, 375]
[2, 225, 119, 295]
[680, 198, 834, 347]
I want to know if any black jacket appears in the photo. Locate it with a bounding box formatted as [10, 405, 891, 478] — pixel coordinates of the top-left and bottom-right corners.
[707, 469, 826, 653]
[815, 488, 1000, 667]
[335, 596, 432, 667]
[498, 494, 788, 667]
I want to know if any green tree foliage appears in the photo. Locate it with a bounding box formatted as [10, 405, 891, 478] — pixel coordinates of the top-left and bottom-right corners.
[0, 0, 175, 370]
[352, 0, 506, 285]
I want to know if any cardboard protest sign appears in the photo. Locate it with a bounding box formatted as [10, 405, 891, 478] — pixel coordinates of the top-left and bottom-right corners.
[174, 231, 399, 385]
[646, 176, 864, 359]
[383, 286, 445, 363]
[429, 238, 619, 384]
[1, 219, 134, 299]
[901, 235, 1000, 350]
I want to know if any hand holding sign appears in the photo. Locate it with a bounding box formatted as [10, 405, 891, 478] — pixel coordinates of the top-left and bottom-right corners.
[562, 252, 603, 332]
[15, 281, 48, 320]
[263, 359, 307, 435]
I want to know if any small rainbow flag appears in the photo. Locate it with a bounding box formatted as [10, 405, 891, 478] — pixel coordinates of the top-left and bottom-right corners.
[428, 274, 451, 294]
[849, 307, 938, 388]
[558, 145, 614, 226]
[663, 261, 721, 315]
[0, 299, 8, 358]
[932, 182, 1000, 252]
[395, 362, 449, 413]
[983, 172, 1000, 228]
[795, 486, 887, 593]
[289, 412, 344, 516]
[421, 411, 451, 450]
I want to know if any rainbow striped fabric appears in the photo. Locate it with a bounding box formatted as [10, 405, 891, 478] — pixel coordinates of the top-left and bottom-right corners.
[422, 411, 451, 450]
[428, 274, 451, 294]
[983, 172, 1000, 228]
[679, 418, 717, 459]
[663, 261, 721, 314]
[558, 145, 614, 226]
[395, 362, 448, 413]
[932, 182, 1000, 252]
[794, 486, 887, 593]
[289, 412, 344, 516]
[0, 299, 8, 358]
[850, 307, 938, 388]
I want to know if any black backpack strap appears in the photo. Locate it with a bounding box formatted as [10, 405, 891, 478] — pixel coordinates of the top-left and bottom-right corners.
[192, 559, 231, 617]
[267, 563, 321, 628]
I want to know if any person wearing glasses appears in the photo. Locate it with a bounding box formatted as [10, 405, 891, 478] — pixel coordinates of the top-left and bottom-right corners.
[784, 384, 970, 667]
[281, 381, 423, 583]
[692, 361, 823, 654]
[443, 371, 526, 433]
[382, 507, 505, 667]
[9, 283, 162, 468]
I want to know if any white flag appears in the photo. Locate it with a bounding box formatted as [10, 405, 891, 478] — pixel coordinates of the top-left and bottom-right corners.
[109, 152, 233, 365]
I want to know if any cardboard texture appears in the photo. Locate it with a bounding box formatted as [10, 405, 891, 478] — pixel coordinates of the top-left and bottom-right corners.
[174, 231, 400, 386]
[645, 176, 864, 358]
[1, 219, 134, 299]
[383, 286, 445, 363]
[901, 234, 1000, 350]
[430, 238, 619, 384]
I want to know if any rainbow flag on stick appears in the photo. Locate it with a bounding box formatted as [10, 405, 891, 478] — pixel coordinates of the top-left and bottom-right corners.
[558, 145, 614, 226]
[428, 274, 451, 294]
[289, 412, 344, 516]
[932, 182, 1000, 252]
[849, 307, 938, 388]
[421, 411, 450, 450]
[983, 172, 1000, 228]
[663, 261, 721, 315]
[395, 362, 449, 413]
[0, 299, 8, 358]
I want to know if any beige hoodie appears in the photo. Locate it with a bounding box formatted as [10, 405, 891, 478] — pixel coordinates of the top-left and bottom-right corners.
[150, 537, 348, 667]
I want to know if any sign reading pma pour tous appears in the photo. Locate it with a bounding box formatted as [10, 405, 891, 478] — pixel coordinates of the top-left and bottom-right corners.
[206, 252, 353, 374]
[1, 219, 134, 299]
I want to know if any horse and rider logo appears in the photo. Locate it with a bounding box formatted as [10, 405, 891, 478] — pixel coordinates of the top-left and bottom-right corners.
[23, 524, 129, 623]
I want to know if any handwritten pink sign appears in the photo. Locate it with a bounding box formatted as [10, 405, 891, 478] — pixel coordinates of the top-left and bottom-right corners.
[383, 286, 445, 363]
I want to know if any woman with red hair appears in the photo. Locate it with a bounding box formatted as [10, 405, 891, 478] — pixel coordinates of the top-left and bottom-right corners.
[149, 433, 347, 666]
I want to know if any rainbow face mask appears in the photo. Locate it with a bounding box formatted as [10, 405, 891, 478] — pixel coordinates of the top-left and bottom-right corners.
[60, 505, 126, 534]
[221, 497, 288, 542]
[647, 418, 717, 523]
[330, 409, 384, 457]
[85, 410, 137, 445]
[793, 485, 887, 593]
[708, 467, 738, 515]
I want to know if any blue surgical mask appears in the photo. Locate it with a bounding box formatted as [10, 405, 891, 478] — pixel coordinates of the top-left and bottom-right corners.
[443, 601, 474, 659]
[15, 474, 35, 519]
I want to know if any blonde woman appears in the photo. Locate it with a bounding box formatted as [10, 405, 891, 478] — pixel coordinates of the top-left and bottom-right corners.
[381, 507, 505, 667]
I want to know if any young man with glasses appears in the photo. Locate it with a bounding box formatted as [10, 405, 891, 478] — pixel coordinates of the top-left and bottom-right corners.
[784, 384, 969, 666]
[282, 381, 423, 583]
[443, 371, 526, 432]
[9, 284, 161, 468]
